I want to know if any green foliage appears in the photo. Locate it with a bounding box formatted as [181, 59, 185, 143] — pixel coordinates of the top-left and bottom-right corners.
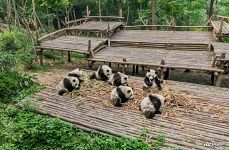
[0, 69, 36, 103]
[152, 133, 166, 150]
[0, 52, 16, 71]
[0, 32, 19, 52]
[0, 104, 151, 150]
[72, 52, 86, 60]
[0, 29, 38, 70]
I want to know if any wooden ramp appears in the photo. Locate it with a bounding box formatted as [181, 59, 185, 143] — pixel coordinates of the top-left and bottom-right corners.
[211, 20, 229, 37]
[22, 79, 229, 150]
[36, 36, 107, 54]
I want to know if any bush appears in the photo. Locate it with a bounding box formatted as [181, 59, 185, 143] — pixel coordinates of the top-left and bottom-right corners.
[0, 104, 152, 150]
[0, 52, 16, 71]
[0, 69, 36, 102]
[0, 29, 38, 70]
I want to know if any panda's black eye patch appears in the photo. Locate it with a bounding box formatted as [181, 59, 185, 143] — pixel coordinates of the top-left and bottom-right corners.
[148, 75, 151, 77]
[73, 79, 76, 82]
[124, 77, 127, 80]
[107, 70, 109, 72]
[127, 90, 131, 93]
[155, 71, 158, 74]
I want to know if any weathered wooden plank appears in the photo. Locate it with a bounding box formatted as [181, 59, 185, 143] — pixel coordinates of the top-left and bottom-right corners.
[211, 20, 229, 35]
[111, 30, 216, 44]
[36, 36, 107, 54]
[22, 81, 229, 150]
[91, 46, 224, 72]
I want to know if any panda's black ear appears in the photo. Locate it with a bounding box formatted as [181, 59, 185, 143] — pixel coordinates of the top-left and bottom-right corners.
[147, 69, 150, 72]
[155, 71, 158, 74]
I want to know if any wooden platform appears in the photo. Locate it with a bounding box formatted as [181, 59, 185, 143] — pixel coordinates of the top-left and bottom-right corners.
[69, 21, 124, 32]
[36, 36, 107, 54]
[212, 42, 229, 61]
[90, 46, 223, 72]
[22, 79, 229, 150]
[111, 30, 216, 44]
[211, 20, 229, 36]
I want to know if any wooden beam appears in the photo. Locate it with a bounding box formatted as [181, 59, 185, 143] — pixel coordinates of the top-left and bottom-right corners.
[38, 28, 67, 42]
[216, 15, 229, 19]
[88, 40, 95, 58]
[86, 6, 89, 17]
[219, 17, 224, 37]
[65, 18, 89, 26]
[68, 52, 71, 62]
[132, 65, 135, 76]
[38, 49, 44, 65]
[124, 25, 212, 29]
[213, 72, 223, 87]
[136, 65, 139, 74]
[88, 58, 224, 73]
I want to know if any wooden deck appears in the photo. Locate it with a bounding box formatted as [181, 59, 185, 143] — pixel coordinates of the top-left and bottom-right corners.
[90, 46, 223, 72]
[36, 36, 107, 54]
[211, 20, 229, 36]
[212, 42, 229, 61]
[69, 21, 124, 32]
[111, 30, 216, 44]
[22, 78, 229, 150]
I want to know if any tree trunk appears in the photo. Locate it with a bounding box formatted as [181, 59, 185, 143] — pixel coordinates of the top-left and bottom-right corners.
[151, 0, 157, 30]
[209, 0, 215, 19]
[99, 0, 101, 20]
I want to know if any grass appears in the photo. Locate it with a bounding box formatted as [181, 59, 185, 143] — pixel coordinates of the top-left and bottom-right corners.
[0, 104, 152, 150]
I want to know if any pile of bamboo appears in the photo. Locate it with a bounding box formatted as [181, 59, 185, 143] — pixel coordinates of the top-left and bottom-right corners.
[65, 73, 225, 117]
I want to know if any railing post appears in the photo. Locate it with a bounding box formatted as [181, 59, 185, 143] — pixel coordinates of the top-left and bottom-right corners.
[107, 22, 111, 47]
[88, 40, 95, 58]
[219, 17, 224, 37]
[119, 9, 123, 22]
[86, 6, 89, 17]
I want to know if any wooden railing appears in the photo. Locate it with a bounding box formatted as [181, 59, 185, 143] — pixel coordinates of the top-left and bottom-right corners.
[65, 18, 90, 27]
[124, 25, 212, 30]
[83, 16, 124, 22]
[38, 28, 68, 44]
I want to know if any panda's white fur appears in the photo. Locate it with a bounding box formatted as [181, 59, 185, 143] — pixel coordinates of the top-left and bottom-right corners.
[90, 65, 112, 81]
[57, 76, 81, 95]
[68, 68, 84, 83]
[108, 72, 129, 86]
[110, 85, 134, 107]
[140, 94, 165, 119]
[68, 68, 83, 78]
[143, 69, 162, 90]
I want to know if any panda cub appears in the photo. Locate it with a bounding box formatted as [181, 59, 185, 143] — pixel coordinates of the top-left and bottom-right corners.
[68, 68, 84, 83]
[139, 94, 165, 119]
[90, 65, 112, 81]
[68, 68, 83, 78]
[108, 72, 129, 86]
[143, 69, 162, 90]
[58, 76, 81, 95]
[110, 86, 134, 107]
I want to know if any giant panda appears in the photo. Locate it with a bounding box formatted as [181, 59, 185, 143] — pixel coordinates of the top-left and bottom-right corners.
[143, 69, 162, 90]
[139, 94, 165, 119]
[68, 68, 84, 83]
[90, 65, 112, 81]
[58, 76, 81, 95]
[110, 85, 134, 107]
[108, 72, 129, 86]
[68, 68, 83, 78]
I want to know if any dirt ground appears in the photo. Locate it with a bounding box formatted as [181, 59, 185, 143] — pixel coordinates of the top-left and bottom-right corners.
[32, 59, 229, 88]
[29, 60, 228, 119]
